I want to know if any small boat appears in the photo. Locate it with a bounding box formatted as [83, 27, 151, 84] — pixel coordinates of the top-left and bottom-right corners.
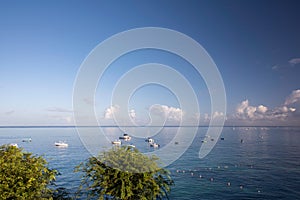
[22, 137, 32, 142]
[54, 141, 68, 147]
[145, 137, 154, 144]
[150, 143, 160, 148]
[119, 134, 131, 141]
[10, 143, 18, 148]
[127, 144, 135, 148]
[220, 137, 225, 140]
[124, 137, 131, 141]
[111, 140, 121, 145]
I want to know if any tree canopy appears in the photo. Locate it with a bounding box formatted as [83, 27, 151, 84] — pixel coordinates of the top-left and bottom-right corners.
[76, 146, 174, 200]
[0, 144, 57, 200]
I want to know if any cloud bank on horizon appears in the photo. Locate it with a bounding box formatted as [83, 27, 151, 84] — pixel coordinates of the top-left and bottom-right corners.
[1, 89, 299, 126]
[93, 89, 300, 127]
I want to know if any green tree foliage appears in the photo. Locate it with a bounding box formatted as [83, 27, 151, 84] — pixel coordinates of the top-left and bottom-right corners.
[0, 144, 57, 200]
[76, 146, 174, 200]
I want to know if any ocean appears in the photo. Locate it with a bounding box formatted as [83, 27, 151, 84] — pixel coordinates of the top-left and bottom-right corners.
[0, 126, 299, 200]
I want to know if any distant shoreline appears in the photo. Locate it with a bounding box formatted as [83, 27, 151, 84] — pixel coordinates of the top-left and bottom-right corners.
[0, 125, 300, 128]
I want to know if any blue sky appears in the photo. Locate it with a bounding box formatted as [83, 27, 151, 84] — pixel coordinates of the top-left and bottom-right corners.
[0, 0, 300, 126]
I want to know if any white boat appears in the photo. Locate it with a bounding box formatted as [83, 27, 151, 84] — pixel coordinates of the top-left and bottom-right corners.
[145, 138, 154, 144]
[22, 137, 32, 142]
[10, 143, 18, 148]
[111, 140, 121, 145]
[119, 134, 131, 141]
[127, 144, 135, 148]
[54, 141, 68, 147]
[150, 143, 160, 148]
[124, 137, 131, 141]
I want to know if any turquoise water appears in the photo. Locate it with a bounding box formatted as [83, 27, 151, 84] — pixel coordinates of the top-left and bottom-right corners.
[0, 127, 300, 199]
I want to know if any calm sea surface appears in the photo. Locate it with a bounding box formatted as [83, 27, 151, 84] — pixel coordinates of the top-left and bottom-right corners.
[0, 126, 300, 200]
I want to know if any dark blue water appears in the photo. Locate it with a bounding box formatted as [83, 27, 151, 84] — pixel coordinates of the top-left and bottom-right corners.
[0, 127, 299, 199]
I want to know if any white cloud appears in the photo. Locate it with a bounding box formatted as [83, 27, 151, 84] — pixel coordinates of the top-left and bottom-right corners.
[212, 111, 225, 119]
[204, 113, 210, 121]
[104, 105, 119, 119]
[235, 98, 297, 122]
[236, 100, 249, 114]
[5, 110, 15, 115]
[194, 112, 200, 121]
[83, 98, 93, 105]
[150, 104, 183, 121]
[47, 114, 74, 124]
[289, 58, 300, 66]
[272, 65, 279, 70]
[268, 106, 290, 120]
[64, 116, 73, 123]
[194, 112, 225, 123]
[246, 106, 257, 118]
[257, 105, 268, 113]
[280, 106, 288, 113]
[46, 107, 73, 113]
[129, 109, 136, 119]
[284, 89, 300, 105]
[236, 100, 258, 119]
[272, 58, 300, 71]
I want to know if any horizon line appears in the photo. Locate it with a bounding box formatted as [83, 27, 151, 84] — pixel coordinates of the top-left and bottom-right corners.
[1, 125, 300, 128]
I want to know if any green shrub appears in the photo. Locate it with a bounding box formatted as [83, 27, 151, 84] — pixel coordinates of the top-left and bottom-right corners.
[0, 144, 57, 199]
[76, 146, 173, 200]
